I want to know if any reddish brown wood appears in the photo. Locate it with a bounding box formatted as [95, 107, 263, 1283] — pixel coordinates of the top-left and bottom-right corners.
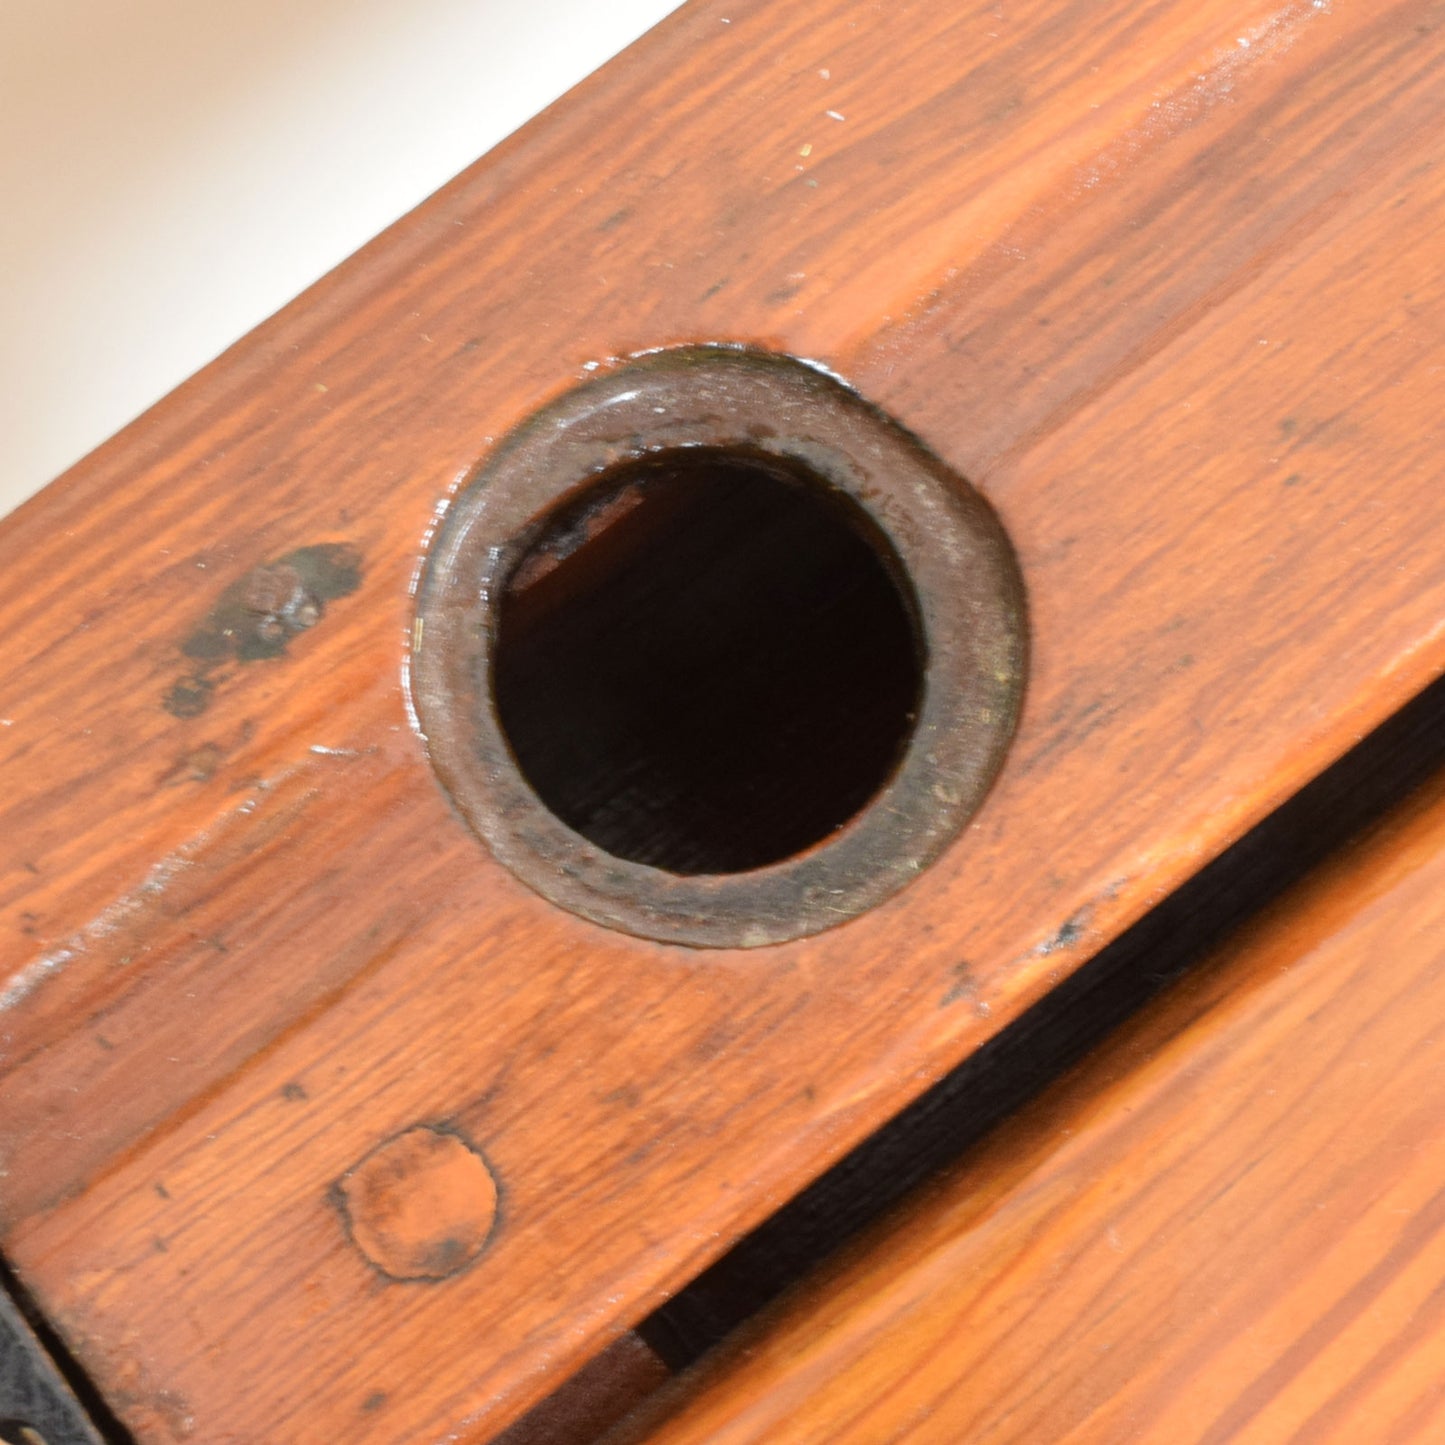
[617, 738, 1445, 1445]
[2, 0, 1445, 1440]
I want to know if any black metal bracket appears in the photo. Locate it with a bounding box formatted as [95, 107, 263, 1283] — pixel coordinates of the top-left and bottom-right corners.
[0, 1281, 104, 1445]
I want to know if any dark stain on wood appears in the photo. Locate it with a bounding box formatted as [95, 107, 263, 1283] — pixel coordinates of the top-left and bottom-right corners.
[162, 543, 362, 719]
[1034, 907, 1093, 957]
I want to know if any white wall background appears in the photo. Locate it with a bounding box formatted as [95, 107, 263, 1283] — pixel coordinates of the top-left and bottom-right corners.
[0, 0, 685, 519]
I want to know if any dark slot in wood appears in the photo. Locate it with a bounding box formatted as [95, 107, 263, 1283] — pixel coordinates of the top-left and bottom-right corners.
[632, 663, 1445, 1368]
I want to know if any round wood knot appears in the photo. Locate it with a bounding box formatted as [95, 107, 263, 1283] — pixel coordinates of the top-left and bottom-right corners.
[337, 1126, 499, 1282]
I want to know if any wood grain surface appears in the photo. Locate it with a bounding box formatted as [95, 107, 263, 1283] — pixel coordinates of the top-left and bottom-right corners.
[617, 716, 1445, 1445]
[2, 0, 1445, 1440]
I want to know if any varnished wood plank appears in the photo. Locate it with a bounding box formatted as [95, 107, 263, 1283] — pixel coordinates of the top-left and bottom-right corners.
[620, 722, 1445, 1445]
[2, 0, 1445, 1440]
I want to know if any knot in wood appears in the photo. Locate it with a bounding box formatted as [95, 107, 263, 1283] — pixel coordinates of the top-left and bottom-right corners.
[336, 1126, 499, 1282]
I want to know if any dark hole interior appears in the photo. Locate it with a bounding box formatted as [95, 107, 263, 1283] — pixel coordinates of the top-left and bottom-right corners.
[492, 447, 925, 875]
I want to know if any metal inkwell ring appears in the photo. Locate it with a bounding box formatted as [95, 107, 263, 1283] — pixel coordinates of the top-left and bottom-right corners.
[411, 346, 1027, 947]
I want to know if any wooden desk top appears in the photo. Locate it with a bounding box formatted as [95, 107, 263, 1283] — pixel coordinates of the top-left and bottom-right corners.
[2, 1, 1444, 1440]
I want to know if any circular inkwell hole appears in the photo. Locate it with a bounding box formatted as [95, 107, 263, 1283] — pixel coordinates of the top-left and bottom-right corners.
[492, 448, 925, 876]
[412, 347, 1026, 947]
